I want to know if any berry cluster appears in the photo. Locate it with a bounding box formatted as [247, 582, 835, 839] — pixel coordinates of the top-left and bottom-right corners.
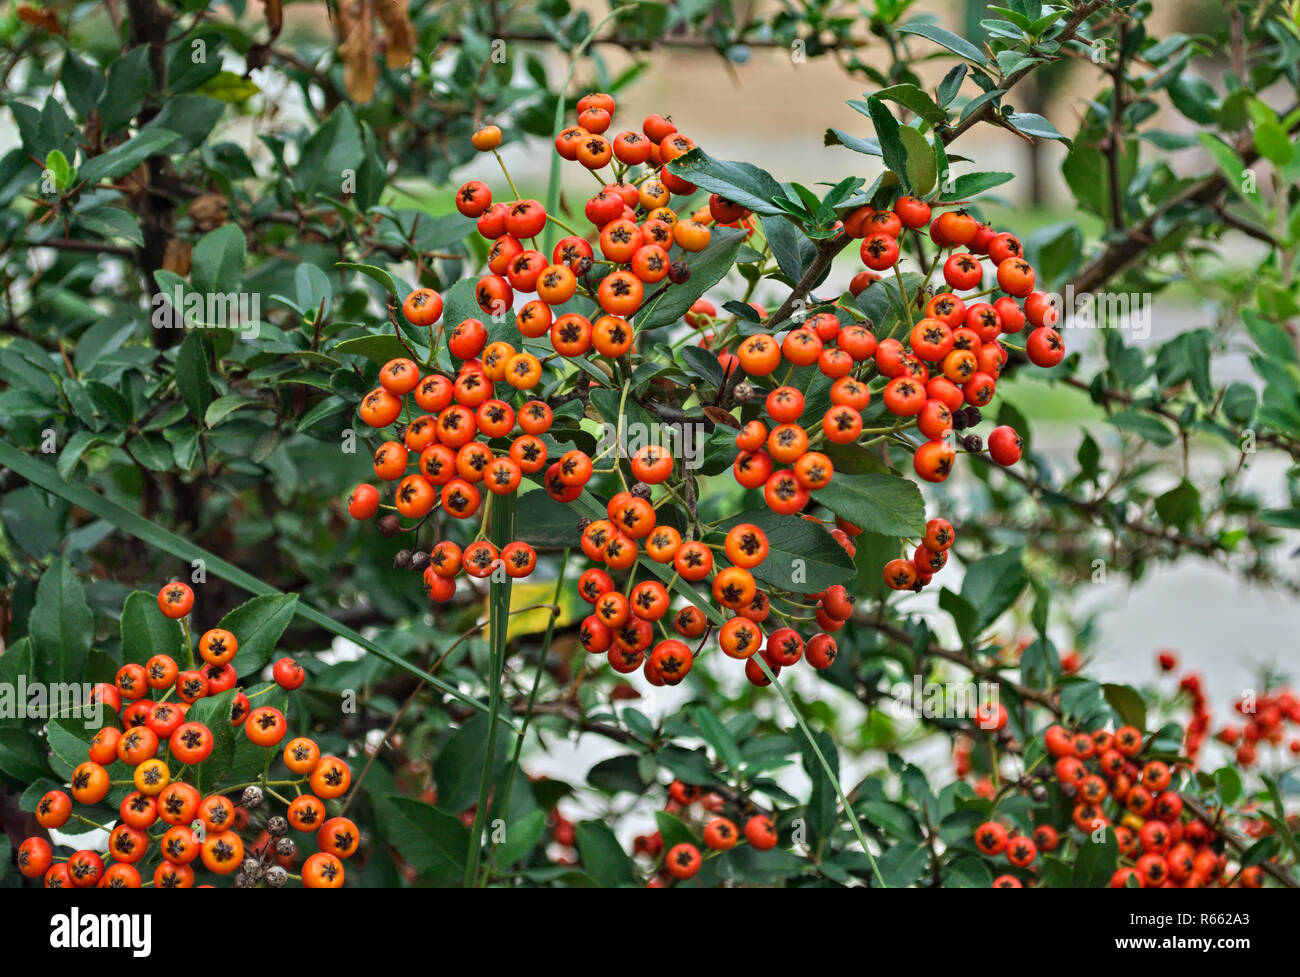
[1154, 653, 1300, 767]
[348, 348, 543, 597]
[342, 92, 1053, 690]
[974, 721, 1257, 889]
[639, 781, 778, 885]
[15, 583, 356, 888]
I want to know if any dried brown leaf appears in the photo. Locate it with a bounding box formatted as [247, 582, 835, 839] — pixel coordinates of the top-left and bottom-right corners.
[337, 0, 377, 104]
[188, 193, 229, 231]
[375, 0, 415, 69]
[702, 406, 741, 430]
[162, 239, 193, 277]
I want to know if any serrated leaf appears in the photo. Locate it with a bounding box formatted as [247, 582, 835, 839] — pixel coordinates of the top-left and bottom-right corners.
[1102, 683, 1147, 732]
[574, 821, 636, 887]
[220, 593, 298, 676]
[29, 559, 94, 686]
[813, 473, 926, 538]
[120, 590, 184, 667]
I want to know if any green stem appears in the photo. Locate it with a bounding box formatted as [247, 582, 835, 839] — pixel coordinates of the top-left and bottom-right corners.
[753, 656, 887, 888]
[481, 549, 571, 884]
[463, 491, 517, 887]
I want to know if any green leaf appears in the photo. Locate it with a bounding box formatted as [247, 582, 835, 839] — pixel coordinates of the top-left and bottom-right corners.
[938, 65, 967, 106]
[75, 205, 143, 246]
[1102, 683, 1147, 732]
[634, 227, 747, 330]
[813, 473, 926, 539]
[680, 345, 726, 388]
[0, 727, 54, 784]
[899, 124, 937, 195]
[175, 330, 213, 420]
[692, 704, 741, 774]
[372, 795, 469, 880]
[79, 129, 181, 185]
[1005, 112, 1069, 144]
[57, 431, 103, 480]
[219, 593, 299, 676]
[941, 853, 992, 888]
[142, 95, 226, 153]
[295, 104, 364, 198]
[876, 842, 930, 887]
[1254, 121, 1293, 166]
[939, 587, 980, 644]
[197, 71, 260, 103]
[337, 261, 398, 295]
[127, 433, 173, 471]
[586, 754, 648, 795]
[29, 559, 94, 686]
[44, 149, 70, 190]
[1260, 508, 1300, 529]
[185, 689, 237, 792]
[1154, 329, 1213, 402]
[1073, 828, 1119, 887]
[960, 547, 1026, 631]
[60, 51, 104, 118]
[665, 149, 787, 216]
[1240, 836, 1278, 868]
[434, 713, 511, 814]
[100, 48, 151, 133]
[1243, 309, 1297, 364]
[797, 726, 840, 845]
[940, 170, 1013, 200]
[333, 334, 412, 366]
[897, 22, 987, 64]
[120, 590, 183, 667]
[494, 808, 547, 867]
[1107, 409, 1175, 446]
[204, 394, 264, 427]
[864, 97, 909, 188]
[46, 715, 103, 770]
[191, 223, 246, 295]
[1214, 766, 1243, 805]
[654, 810, 699, 850]
[574, 821, 636, 887]
[1221, 382, 1256, 425]
[1170, 75, 1219, 125]
[862, 800, 922, 842]
[716, 507, 854, 592]
[1154, 478, 1200, 532]
[871, 84, 948, 124]
[824, 128, 882, 157]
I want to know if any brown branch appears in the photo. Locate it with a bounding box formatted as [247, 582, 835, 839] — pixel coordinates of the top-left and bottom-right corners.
[970, 446, 1223, 557]
[1070, 103, 1300, 294]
